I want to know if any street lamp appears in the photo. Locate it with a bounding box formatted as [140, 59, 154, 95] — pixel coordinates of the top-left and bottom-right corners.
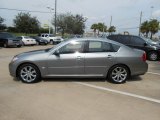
[47, 0, 57, 36]
[46, 7, 54, 34]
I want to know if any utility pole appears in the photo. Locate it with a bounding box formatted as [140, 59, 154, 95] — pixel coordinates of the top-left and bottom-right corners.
[55, 0, 57, 36]
[110, 16, 112, 27]
[139, 11, 142, 36]
[109, 16, 112, 35]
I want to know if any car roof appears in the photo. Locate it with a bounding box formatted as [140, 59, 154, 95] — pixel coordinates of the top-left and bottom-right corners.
[66, 37, 125, 46]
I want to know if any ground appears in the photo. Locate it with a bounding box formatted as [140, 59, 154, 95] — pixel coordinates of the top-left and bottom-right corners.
[0, 45, 160, 120]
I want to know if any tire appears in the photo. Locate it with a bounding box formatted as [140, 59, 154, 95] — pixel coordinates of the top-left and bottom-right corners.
[36, 42, 39, 45]
[17, 64, 41, 83]
[17, 45, 22, 48]
[108, 65, 129, 84]
[50, 40, 54, 45]
[148, 51, 158, 61]
[4, 42, 8, 48]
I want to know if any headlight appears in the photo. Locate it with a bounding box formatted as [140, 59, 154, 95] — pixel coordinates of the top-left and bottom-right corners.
[12, 56, 19, 62]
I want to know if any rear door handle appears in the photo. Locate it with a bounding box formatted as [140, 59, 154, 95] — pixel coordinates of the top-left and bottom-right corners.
[77, 56, 81, 60]
[107, 55, 112, 59]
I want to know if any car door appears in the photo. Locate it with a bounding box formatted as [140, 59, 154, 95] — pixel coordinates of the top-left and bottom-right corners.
[84, 40, 117, 76]
[47, 41, 85, 76]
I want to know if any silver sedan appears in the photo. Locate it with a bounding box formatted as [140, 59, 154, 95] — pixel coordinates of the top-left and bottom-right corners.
[9, 38, 148, 84]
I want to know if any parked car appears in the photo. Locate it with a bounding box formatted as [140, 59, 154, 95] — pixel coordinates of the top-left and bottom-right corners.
[9, 38, 148, 84]
[30, 36, 48, 45]
[17, 36, 36, 46]
[0, 32, 22, 48]
[107, 35, 160, 61]
[39, 33, 64, 44]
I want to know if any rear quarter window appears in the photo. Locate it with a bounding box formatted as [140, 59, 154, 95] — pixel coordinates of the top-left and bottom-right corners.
[111, 43, 120, 52]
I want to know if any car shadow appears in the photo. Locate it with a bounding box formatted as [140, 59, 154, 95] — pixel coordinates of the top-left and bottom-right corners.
[127, 76, 143, 82]
[42, 78, 106, 83]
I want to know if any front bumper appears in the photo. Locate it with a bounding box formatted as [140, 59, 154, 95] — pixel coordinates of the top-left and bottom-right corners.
[9, 62, 17, 77]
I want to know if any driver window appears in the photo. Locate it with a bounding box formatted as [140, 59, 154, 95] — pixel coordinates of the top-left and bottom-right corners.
[59, 41, 84, 54]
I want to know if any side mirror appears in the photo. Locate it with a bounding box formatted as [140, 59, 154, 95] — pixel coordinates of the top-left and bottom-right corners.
[54, 50, 60, 56]
[144, 43, 147, 46]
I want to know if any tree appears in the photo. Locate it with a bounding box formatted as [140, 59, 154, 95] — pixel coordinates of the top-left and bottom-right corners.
[108, 26, 116, 35]
[140, 21, 150, 37]
[13, 12, 40, 34]
[91, 23, 107, 36]
[140, 19, 159, 39]
[52, 13, 86, 37]
[148, 19, 159, 39]
[0, 16, 6, 31]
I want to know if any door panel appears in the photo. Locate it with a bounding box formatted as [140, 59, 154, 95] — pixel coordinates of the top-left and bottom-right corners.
[84, 41, 117, 76]
[47, 41, 85, 76]
[47, 53, 85, 75]
[85, 52, 116, 76]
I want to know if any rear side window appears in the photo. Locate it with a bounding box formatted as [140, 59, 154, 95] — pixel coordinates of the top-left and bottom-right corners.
[88, 41, 119, 52]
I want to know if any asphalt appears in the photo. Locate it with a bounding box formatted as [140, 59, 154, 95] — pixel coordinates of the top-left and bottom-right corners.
[0, 45, 160, 120]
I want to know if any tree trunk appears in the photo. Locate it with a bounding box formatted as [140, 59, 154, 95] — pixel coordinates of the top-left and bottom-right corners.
[150, 33, 153, 39]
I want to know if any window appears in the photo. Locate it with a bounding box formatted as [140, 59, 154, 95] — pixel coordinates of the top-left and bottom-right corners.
[89, 41, 102, 52]
[88, 41, 117, 52]
[59, 41, 84, 54]
[131, 36, 145, 46]
[111, 44, 120, 52]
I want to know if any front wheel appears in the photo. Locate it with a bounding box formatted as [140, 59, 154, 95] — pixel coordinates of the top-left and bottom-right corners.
[108, 65, 129, 84]
[17, 64, 41, 83]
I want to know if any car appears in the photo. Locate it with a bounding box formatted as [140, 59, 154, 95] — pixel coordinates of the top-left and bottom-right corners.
[40, 33, 64, 44]
[9, 38, 148, 84]
[0, 32, 22, 48]
[17, 36, 37, 46]
[30, 36, 48, 45]
[107, 34, 160, 61]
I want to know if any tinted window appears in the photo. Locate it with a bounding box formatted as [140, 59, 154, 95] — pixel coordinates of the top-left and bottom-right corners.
[0, 33, 15, 39]
[59, 41, 84, 54]
[131, 36, 145, 46]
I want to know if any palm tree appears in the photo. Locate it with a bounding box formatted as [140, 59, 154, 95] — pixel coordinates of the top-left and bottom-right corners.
[140, 21, 149, 37]
[91, 23, 98, 36]
[108, 26, 116, 35]
[148, 19, 159, 39]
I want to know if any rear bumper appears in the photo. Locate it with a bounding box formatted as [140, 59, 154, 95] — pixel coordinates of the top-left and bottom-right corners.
[130, 62, 148, 76]
[8, 41, 22, 46]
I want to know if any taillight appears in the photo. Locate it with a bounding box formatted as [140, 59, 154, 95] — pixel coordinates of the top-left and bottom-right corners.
[141, 52, 146, 62]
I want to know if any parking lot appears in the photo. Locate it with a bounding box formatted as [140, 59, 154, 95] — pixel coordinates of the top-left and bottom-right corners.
[0, 45, 160, 120]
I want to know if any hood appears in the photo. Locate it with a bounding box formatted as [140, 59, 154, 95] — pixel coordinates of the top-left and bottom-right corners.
[16, 49, 47, 58]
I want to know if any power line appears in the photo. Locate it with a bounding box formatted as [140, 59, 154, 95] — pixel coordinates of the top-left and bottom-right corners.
[0, 7, 52, 13]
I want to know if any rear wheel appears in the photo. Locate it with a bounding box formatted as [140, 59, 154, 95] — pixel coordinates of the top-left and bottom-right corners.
[17, 64, 41, 83]
[17, 45, 22, 48]
[50, 40, 54, 44]
[108, 65, 129, 84]
[36, 41, 39, 45]
[4, 42, 8, 48]
[148, 51, 158, 61]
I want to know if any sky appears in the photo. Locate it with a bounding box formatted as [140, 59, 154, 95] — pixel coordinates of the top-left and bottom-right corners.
[0, 0, 160, 35]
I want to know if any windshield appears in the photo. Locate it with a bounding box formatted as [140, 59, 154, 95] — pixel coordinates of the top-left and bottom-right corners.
[142, 37, 157, 45]
[24, 36, 31, 39]
[0, 33, 16, 38]
[49, 34, 54, 37]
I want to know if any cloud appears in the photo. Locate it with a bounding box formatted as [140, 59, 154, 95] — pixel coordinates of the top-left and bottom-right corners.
[153, 10, 160, 18]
